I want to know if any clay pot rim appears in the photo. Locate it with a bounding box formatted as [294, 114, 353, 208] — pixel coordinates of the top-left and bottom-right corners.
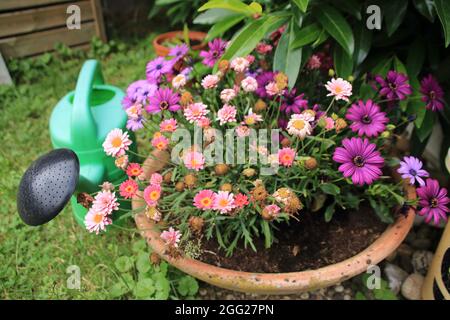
[133, 152, 416, 294]
[152, 30, 207, 56]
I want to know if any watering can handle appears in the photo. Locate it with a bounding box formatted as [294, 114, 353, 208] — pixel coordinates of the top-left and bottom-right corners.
[71, 59, 104, 149]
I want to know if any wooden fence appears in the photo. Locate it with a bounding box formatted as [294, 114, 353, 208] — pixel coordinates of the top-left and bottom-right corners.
[0, 0, 106, 58]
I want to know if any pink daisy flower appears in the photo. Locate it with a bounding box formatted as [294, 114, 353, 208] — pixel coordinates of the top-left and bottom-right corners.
[119, 179, 139, 199]
[126, 103, 143, 120]
[241, 76, 258, 92]
[265, 81, 281, 96]
[220, 88, 236, 103]
[213, 191, 236, 214]
[193, 190, 216, 210]
[196, 116, 211, 128]
[325, 78, 352, 102]
[230, 57, 250, 73]
[307, 54, 321, 70]
[92, 190, 119, 215]
[160, 227, 182, 247]
[150, 173, 163, 185]
[184, 102, 209, 123]
[183, 151, 205, 171]
[126, 163, 143, 177]
[263, 204, 281, 218]
[236, 125, 251, 138]
[143, 184, 162, 206]
[346, 100, 389, 137]
[201, 74, 220, 89]
[103, 128, 132, 157]
[151, 135, 170, 151]
[278, 147, 296, 167]
[256, 42, 273, 54]
[160, 118, 177, 133]
[244, 109, 263, 125]
[85, 209, 112, 234]
[217, 104, 237, 125]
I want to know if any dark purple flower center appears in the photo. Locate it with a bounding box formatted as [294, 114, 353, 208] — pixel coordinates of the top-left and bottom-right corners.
[409, 169, 417, 176]
[353, 156, 365, 167]
[429, 91, 436, 100]
[212, 51, 219, 58]
[389, 82, 397, 90]
[156, 64, 162, 70]
[431, 198, 438, 208]
[160, 101, 169, 109]
[361, 115, 372, 124]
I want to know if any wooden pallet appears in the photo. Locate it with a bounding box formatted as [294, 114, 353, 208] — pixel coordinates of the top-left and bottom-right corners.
[0, 0, 106, 59]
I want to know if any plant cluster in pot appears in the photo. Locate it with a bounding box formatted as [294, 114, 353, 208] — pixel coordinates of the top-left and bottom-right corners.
[84, 34, 450, 294]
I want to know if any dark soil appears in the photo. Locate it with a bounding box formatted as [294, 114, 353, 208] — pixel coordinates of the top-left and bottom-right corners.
[199, 207, 387, 273]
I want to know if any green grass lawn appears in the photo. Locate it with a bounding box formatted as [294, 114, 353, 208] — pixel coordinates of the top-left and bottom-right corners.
[0, 37, 172, 299]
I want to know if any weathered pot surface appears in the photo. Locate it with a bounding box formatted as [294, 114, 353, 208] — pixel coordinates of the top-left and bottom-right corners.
[133, 152, 416, 294]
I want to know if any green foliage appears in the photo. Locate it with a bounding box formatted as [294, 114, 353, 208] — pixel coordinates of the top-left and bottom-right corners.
[149, 0, 205, 28]
[356, 273, 398, 300]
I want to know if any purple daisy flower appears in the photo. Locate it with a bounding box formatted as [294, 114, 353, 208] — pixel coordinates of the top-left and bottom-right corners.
[256, 71, 275, 98]
[168, 44, 189, 61]
[279, 89, 309, 114]
[417, 178, 450, 225]
[146, 88, 180, 114]
[199, 38, 227, 67]
[420, 74, 445, 112]
[146, 57, 174, 82]
[121, 95, 136, 110]
[397, 156, 429, 186]
[126, 80, 157, 105]
[345, 100, 389, 137]
[375, 71, 412, 101]
[126, 117, 145, 131]
[333, 137, 384, 186]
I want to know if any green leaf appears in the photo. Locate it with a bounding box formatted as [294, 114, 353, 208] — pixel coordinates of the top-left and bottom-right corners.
[132, 239, 147, 253]
[291, 0, 309, 13]
[382, 0, 408, 36]
[134, 278, 155, 299]
[110, 282, 129, 298]
[291, 23, 322, 49]
[355, 291, 367, 300]
[220, 13, 289, 63]
[115, 256, 133, 273]
[406, 38, 426, 77]
[315, 4, 354, 55]
[324, 202, 336, 222]
[413, 0, 435, 22]
[435, 0, 450, 47]
[320, 183, 340, 196]
[273, 21, 302, 88]
[353, 22, 372, 65]
[261, 220, 272, 249]
[193, 8, 240, 24]
[416, 110, 436, 142]
[334, 0, 362, 20]
[333, 45, 353, 79]
[371, 56, 392, 76]
[177, 276, 199, 296]
[368, 197, 394, 223]
[198, 0, 260, 15]
[206, 14, 245, 41]
[136, 253, 151, 274]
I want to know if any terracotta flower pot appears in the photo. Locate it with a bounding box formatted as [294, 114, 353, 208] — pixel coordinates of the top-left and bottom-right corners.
[133, 151, 416, 294]
[152, 31, 207, 57]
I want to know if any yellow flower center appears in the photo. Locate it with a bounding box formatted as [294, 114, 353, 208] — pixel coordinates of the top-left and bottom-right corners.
[292, 119, 305, 130]
[150, 191, 160, 200]
[218, 199, 229, 207]
[111, 137, 122, 148]
[334, 86, 343, 94]
[93, 213, 103, 224]
[201, 198, 212, 206]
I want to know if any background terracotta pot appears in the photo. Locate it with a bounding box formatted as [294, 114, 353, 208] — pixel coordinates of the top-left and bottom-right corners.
[133, 152, 416, 294]
[152, 31, 207, 56]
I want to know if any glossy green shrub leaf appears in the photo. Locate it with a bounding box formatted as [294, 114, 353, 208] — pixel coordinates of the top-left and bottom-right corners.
[291, 0, 309, 13]
[320, 183, 341, 196]
[435, 0, 450, 47]
[413, 0, 435, 22]
[206, 14, 245, 40]
[315, 4, 354, 55]
[406, 38, 426, 77]
[382, 0, 409, 36]
[273, 21, 302, 88]
[353, 23, 372, 65]
[291, 23, 322, 48]
[334, 45, 353, 79]
[198, 0, 261, 15]
[324, 202, 336, 222]
[194, 8, 239, 24]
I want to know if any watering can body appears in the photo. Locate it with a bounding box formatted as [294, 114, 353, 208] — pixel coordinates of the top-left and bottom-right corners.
[50, 59, 133, 226]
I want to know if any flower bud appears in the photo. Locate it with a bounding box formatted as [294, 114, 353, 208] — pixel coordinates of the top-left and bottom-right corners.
[254, 99, 267, 112]
[304, 157, 318, 170]
[184, 174, 197, 188]
[215, 164, 229, 175]
[175, 181, 185, 192]
[335, 118, 348, 133]
[328, 69, 335, 77]
[243, 168, 256, 177]
[220, 183, 233, 192]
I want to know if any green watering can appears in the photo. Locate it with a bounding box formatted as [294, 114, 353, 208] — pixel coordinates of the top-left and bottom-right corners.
[48, 59, 133, 226]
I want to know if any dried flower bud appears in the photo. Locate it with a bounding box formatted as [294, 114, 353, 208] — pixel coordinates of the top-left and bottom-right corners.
[220, 183, 233, 192]
[163, 171, 172, 184]
[188, 216, 204, 234]
[115, 155, 129, 170]
[218, 60, 229, 73]
[251, 185, 268, 201]
[261, 208, 275, 221]
[180, 91, 193, 107]
[175, 181, 185, 192]
[254, 99, 267, 112]
[145, 206, 161, 222]
[149, 252, 161, 265]
[335, 118, 348, 133]
[100, 181, 115, 192]
[348, 75, 355, 82]
[242, 168, 256, 177]
[184, 174, 197, 188]
[215, 164, 229, 176]
[304, 157, 318, 170]
[281, 137, 291, 147]
[285, 195, 303, 214]
[76, 192, 94, 209]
